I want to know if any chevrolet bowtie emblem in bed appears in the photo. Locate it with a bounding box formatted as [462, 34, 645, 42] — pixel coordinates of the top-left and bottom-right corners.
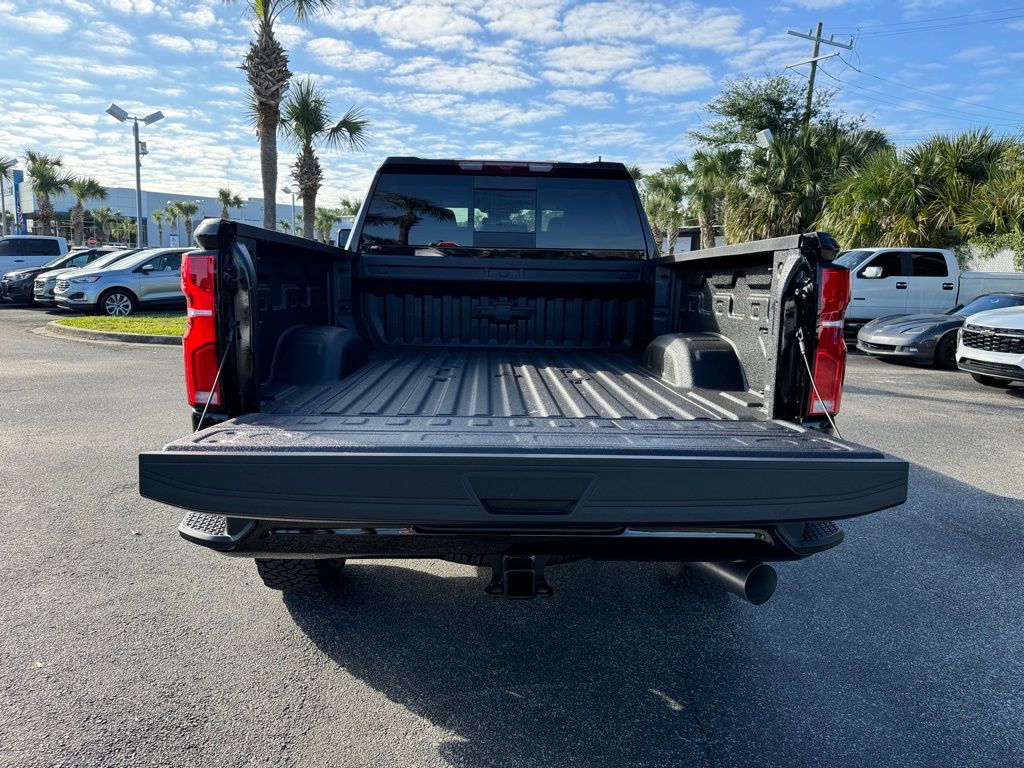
[473, 301, 535, 324]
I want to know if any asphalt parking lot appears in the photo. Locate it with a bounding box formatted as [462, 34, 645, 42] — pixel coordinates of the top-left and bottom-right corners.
[1, 304, 1022, 768]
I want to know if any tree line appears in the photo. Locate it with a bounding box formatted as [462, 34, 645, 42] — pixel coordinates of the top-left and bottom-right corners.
[636, 76, 1024, 269]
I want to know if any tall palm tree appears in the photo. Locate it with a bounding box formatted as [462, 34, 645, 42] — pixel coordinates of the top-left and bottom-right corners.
[730, 123, 888, 242]
[0, 155, 16, 236]
[278, 218, 291, 233]
[67, 177, 107, 246]
[151, 208, 170, 246]
[170, 200, 200, 244]
[640, 166, 687, 255]
[90, 206, 116, 244]
[281, 78, 367, 239]
[217, 188, 244, 219]
[238, 0, 336, 229]
[24, 150, 72, 236]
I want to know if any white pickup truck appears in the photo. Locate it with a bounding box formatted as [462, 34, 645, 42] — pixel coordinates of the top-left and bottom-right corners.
[836, 247, 1024, 330]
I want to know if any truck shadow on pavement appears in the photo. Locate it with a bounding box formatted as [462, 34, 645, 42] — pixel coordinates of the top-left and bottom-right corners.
[283, 464, 1024, 768]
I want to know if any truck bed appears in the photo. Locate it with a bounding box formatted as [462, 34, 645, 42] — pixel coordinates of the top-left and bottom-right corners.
[140, 348, 908, 526]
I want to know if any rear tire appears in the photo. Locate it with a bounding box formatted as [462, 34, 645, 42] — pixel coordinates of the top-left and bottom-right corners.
[98, 289, 137, 317]
[255, 558, 346, 592]
[934, 332, 958, 370]
[970, 373, 1012, 388]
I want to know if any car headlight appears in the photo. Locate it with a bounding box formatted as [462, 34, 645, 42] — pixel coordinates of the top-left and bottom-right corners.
[71, 275, 101, 283]
[899, 324, 934, 334]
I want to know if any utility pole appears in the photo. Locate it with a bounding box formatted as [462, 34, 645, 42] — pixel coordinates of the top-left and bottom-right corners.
[787, 23, 853, 125]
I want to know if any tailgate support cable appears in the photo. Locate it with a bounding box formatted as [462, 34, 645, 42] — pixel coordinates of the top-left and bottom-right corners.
[795, 327, 843, 440]
[194, 329, 235, 433]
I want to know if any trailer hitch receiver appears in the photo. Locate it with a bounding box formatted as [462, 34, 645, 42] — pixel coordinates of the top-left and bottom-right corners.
[485, 555, 553, 599]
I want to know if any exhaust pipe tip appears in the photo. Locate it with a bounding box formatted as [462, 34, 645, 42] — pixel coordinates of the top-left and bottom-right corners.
[687, 561, 778, 605]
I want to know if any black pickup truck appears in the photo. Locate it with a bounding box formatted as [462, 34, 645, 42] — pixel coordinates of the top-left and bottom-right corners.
[139, 157, 907, 603]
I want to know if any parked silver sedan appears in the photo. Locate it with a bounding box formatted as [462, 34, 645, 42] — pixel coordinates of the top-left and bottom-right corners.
[33, 248, 139, 306]
[54, 247, 189, 316]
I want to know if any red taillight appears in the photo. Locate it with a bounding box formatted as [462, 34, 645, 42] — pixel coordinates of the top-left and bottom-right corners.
[181, 251, 221, 408]
[808, 266, 851, 417]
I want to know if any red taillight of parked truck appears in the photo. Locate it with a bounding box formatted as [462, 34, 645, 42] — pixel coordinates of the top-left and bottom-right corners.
[808, 266, 851, 417]
[181, 251, 220, 408]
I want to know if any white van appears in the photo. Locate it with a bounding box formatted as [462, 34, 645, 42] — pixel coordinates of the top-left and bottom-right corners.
[0, 235, 69, 273]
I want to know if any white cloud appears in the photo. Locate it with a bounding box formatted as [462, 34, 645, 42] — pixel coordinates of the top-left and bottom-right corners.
[81, 22, 135, 48]
[476, 0, 565, 43]
[561, 2, 743, 48]
[105, 0, 156, 13]
[449, 100, 565, 127]
[307, 38, 393, 71]
[181, 5, 217, 28]
[542, 44, 647, 86]
[389, 61, 535, 93]
[274, 22, 308, 47]
[323, 1, 482, 49]
[549, 89, 615, 108]
[148, 34, 194, 54]
[618, 64, 713, 94]
[7, 10, 73, 34]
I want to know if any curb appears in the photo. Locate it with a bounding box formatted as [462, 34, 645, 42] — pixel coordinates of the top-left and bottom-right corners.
[44, 320, 182, 346]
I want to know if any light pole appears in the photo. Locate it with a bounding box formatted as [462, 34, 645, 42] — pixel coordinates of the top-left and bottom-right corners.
[281, 186, 295, 233]
[0, 168, 9, 237]
[106, 102, 164, 248]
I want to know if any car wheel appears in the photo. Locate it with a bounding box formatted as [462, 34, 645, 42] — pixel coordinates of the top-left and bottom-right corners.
[970, 373, 1011, 388]
[255, 558, 346, 592]
[934, 332, 958, 370]
[98, 290, 136, 317]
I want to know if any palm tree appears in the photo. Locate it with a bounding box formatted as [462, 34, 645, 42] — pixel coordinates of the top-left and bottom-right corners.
[0, 155, 16, 235]
[278, 218, 291, 233]
[115, 218, 136, 244]
[314, 206, 341, 243]
[169, 201, 200, 244]
[24, 150, 72, 236]
[683, 149, 742, 248]
[238, 0, 336, 230]
[281, 77, 367, 239]
[90, 206, 117, 244]
[819, 129, 1014, 249]
[640, 166, 687, 255]
[151, 208, 170, 246]
[217, 188, 244, 219]
[338, 195, 361, 216]
[67, 177, 107, 246]
[730, 123, 889, 242]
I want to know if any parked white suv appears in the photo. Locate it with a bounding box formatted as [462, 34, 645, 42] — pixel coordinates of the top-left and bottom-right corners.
[956, 305, 1024, 388]
[0, 235, 69, 273]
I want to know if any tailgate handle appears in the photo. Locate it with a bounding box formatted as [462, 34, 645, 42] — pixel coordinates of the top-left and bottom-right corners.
[464, 473, 594, 516]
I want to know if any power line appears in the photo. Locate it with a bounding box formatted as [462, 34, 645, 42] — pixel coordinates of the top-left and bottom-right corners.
[815, 66, 1023, 128]
[832, 7, 1024, 32]
[835, 55, 1024, 121]
[851, 14, 1024, 38]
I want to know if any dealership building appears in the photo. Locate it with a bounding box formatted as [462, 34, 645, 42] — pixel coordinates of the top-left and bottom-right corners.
[0, 181, 282, 246]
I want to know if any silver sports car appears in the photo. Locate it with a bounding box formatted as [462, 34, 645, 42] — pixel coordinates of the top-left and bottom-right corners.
[855, 293, 1024, 368]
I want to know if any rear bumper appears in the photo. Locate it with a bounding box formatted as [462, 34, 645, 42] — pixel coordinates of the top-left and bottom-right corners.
[175, 511, 847, 561]
[139, 449, 908, 528]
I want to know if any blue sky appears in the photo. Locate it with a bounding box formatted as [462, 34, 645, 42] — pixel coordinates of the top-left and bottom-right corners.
[1, 0, 1023, 209]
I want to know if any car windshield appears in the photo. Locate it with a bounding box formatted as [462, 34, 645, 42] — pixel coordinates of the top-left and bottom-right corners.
[834, 249, 876, 269]
[87, 249, 140, 270]
[43, 253, 71, 268]
[949, 294, 1024, 316]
